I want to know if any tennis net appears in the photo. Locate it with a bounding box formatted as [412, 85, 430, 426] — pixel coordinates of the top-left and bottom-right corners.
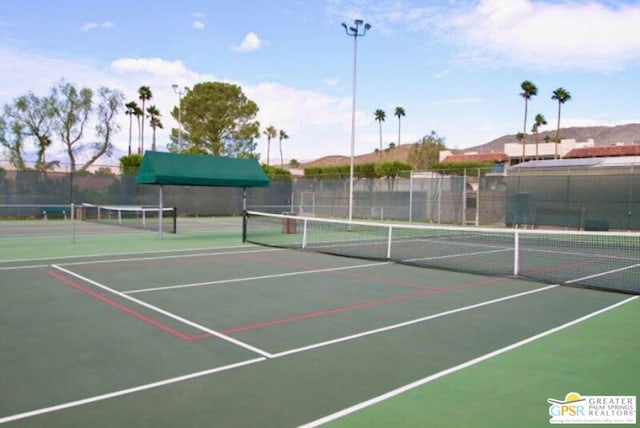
[80, 203, 177, 233]
[243, 211, 640, 295]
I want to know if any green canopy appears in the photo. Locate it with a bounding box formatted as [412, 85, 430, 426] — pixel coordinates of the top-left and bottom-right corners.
[136, 151, 270, 188]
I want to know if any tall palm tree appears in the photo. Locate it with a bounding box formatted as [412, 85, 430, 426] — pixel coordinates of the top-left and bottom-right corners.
[552, 87, 571, 159]
[278, 129, 289, 168]
[133, 105, 144, 154]
[263, 126, 277, 165]
[394, 106, 405, 146]
[532, 113, 547, 160]
[146, 105, 162, 151]
[374, 109, 386, 154]
[520, 80, 538, 134]
[516, 132, 526, 163]
[137, 86, 153, 154]
[519, 80, 537, 162]
[125, 101, 138, 155]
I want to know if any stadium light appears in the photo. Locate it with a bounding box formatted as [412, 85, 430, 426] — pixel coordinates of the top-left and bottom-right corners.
[172, 84, 188, 148]
[342, 19, 371, 222]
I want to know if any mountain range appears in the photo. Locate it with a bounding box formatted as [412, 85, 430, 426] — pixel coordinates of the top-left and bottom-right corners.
[302, 123, 640, 168]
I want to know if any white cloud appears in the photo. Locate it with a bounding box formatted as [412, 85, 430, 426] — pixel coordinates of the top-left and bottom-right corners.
[192, 20, 205, 30]
[446, 0, 640, 71]
[110, 58, 189, 76]
[81, 21, 114, 32]
[322, 78, 339, 87]
[434, 70, 449, 79]
[232, 32, 262, 53]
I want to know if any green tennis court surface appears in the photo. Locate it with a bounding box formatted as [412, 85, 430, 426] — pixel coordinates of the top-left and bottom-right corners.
[1, 218, 638, 427]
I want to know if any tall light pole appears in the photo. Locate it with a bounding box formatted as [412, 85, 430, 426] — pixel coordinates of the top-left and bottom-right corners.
[172, 84, 188, 148]
[342, 19, 371, 222]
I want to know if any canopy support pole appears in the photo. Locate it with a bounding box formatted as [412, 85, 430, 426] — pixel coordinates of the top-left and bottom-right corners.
[158, 185, 164, 239]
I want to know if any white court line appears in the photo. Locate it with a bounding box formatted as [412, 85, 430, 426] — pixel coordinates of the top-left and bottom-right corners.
[271, 284, 559, 358]
[57, 247, 279, 267]
[403, 247, 512, 263]
[0, 243, 268, 265]
[125, 261, 391, 294]
[299, 295, 639, 428]
[50, 265, 273, 359]
[565, 263, 640, 283]
[0, 357, 266, 425]
[0, 264, 50, 271]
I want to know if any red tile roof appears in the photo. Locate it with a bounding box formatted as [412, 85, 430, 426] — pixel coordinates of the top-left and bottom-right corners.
[442, 152, 509, 163]
[565, 145, 640, 158]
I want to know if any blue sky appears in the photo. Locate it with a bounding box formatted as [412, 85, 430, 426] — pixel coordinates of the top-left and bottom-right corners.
[1, 0, 640, 164]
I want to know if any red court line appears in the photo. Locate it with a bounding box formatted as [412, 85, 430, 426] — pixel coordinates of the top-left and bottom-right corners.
[46, 270, 212, 342]
[220, 276, 506, 335]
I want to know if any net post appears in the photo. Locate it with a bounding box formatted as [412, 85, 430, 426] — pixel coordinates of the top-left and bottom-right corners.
[302, 218, 308, 249]
[70, 202, 76, 243]
[242, 210, 248, 243]
[158, 185, 164, 240]
[513, 229, 520, 276]
[172, 206, 177, 234]
[409, 171, 413, 223]
[387, 225, 393, 259]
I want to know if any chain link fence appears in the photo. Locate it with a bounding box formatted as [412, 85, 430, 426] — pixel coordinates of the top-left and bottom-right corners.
[1, 165, 638, 230]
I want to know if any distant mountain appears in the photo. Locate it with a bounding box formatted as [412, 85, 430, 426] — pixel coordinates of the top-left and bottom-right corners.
[465, 123, 640, 154]
[302, 124, 640, 168]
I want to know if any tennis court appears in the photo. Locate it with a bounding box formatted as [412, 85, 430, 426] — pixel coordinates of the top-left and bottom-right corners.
[1, 214, 638, 427]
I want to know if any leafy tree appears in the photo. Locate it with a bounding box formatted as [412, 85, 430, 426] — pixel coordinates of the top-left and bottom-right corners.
[125, 101, 138, 156]
[50, 80, 123, 172]
[94, 167, 116, 177]
[169, 82, 260, 157]
[374, 109, 385, 154]
[137, 86, 152, 154]
[532, 113, 547, 160]
[374, 161, 411, 191]
[119, 154, 143, 175]
[146, 105, 162, 151]
[552, 87, 571, 159]
[289, 159, 300, 168]
[261, 163, 291, 180]
[407, 130, 446, 170]
[263, 125, 277, 165]
[278, 129, 289, 168]
[0, 116, 26, 169]
[1, 92, 56, 171]
[394, 106, 405, 146]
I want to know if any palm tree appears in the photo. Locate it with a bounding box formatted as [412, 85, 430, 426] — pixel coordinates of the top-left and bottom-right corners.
[146, 105, 162, 151]
[133, 105, 144, 154]
[516, 132, 525, 163]
[394, 106, 405, 146]
[125, 101, 138, 156]
[531, 113, 547, 160]
[552, 87, 571, 159]
[263, 126, 277, 165]
[374, 109, 386, 154]
[278, 129, 289, 168]
[519, 80, 537, 161]
[137, 86, 153, 154]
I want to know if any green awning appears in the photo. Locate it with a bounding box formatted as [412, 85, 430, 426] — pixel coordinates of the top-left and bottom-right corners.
[136, 152, 270, 188]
